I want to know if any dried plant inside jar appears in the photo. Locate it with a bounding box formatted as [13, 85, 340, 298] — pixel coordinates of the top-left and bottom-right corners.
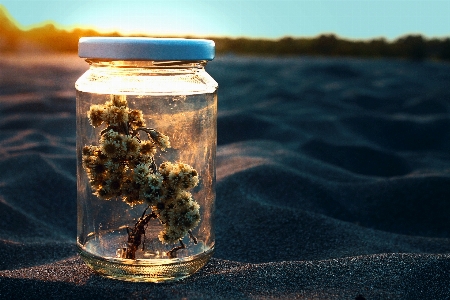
[82, 95, 200, 259]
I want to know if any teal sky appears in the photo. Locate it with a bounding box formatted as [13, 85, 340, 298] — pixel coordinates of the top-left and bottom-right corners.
[2, 0, 449, 40]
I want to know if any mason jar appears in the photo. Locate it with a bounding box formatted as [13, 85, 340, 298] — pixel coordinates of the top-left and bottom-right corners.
[75, 37, 218, 282]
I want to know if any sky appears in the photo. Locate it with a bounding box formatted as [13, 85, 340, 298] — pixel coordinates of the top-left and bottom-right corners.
[2, 0, 449, 40]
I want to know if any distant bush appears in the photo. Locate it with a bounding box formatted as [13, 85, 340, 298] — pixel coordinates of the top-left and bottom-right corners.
[212, 34, 450, 61]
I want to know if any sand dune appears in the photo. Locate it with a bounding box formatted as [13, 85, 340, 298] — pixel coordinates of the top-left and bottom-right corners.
[0, 54, 449, 299]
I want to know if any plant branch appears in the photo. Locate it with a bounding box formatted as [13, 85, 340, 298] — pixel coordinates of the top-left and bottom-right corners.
[122, 207, 157, 259]
[167, 240, 186, 259]
[188, 230, 198, 244]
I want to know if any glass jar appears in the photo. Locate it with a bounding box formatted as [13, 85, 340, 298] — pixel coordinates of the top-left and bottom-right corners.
[75, 37, 218, 282]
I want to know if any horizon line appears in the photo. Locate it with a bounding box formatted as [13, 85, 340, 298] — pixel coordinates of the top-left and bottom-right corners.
[1, 5, 449, 43]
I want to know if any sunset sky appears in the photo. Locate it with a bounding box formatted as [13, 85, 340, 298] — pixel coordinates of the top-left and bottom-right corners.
[2, 0, 449, 40]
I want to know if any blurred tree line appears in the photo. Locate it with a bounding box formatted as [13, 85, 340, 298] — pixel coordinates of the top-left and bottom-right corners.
[1, 6, 449, 61]
[213, 34, 450, 61]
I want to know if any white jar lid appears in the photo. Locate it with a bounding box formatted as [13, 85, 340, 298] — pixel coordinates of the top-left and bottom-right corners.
[78, 37, 215, 61]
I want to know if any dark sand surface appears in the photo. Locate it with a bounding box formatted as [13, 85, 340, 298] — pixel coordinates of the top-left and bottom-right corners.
[0, 53, 449, 299]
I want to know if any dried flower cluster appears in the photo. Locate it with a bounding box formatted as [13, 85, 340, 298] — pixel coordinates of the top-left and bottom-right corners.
[82, 95, 200, 258]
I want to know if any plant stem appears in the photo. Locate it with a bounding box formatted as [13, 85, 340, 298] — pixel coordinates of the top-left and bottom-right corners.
[167, 240, 186, 259]
[122, 207, 157, 259]
[121, 209, 200, 259]
[166, 231, 199, 259]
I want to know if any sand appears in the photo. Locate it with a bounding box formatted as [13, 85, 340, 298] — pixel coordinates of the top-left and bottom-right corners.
[0, 53, 449, 299]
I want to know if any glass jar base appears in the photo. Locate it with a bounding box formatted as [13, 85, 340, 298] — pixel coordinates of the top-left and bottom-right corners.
[78, 245, 214, 283]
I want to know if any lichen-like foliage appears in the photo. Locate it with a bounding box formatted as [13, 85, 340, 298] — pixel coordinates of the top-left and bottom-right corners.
[82, 95, 200, 250]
